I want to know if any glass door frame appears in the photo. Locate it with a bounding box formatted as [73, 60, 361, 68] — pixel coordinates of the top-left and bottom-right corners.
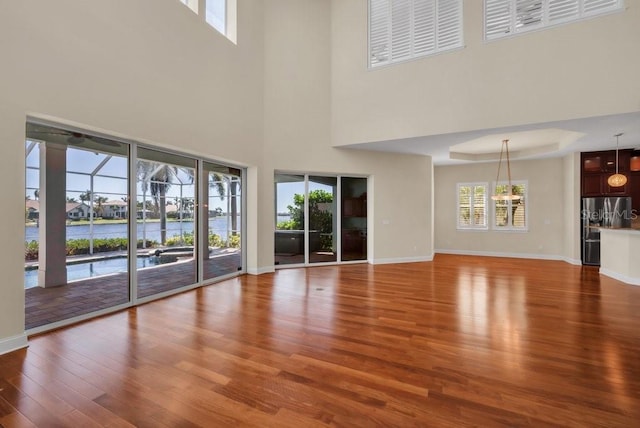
[274, 172, 368, 269]
[25, 117, 247, 334]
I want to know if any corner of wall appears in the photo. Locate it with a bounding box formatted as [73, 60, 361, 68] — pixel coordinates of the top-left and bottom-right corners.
[0, 334, 28, 356]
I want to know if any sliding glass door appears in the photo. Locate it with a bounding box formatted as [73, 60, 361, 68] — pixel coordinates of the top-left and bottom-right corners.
[25, 121, 245, 331]
[308, 176, 337, 263]
[341, 177, 367, 261]
[275, 174, 305, 266]
[136, 148, 197, 299]
[25, 124, 131, 330]
[274, 173, 366, 267]
[201, 162, 243, 280]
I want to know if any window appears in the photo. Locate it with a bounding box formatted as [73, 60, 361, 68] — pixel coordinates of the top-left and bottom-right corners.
[457, 183, 488, 230]
[485, 0, 623, 41]
[180, 0, 198, 14]
[369, 0, 464, 68]
[177, 0, 237, 43]
[206, 0, 226, 34]
[492, 181, 527, 230]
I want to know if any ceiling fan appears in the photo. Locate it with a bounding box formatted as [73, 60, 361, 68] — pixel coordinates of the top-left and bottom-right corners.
[26, 124, 122, 148]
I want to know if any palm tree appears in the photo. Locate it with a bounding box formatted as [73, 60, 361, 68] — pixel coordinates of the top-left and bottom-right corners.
[209, 173, 239, 237]
[229, 178, 239, 236]
[79, 190, 91, 203]
[147, 164, 177, 244]
[94, 195, 108, 217]
[66, 197, 77, 203]
[33, 189, 39, 200]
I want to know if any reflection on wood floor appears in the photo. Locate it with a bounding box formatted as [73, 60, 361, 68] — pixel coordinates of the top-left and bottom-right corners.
[5, 254, 640, 426]
[25, 251, 242, 330]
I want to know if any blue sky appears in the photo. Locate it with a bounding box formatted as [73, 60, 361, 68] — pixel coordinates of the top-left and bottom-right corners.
[26, 144, 236, 211]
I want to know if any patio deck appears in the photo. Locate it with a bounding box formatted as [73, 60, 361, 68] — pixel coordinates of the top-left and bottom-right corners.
[25, 250, 242, 330]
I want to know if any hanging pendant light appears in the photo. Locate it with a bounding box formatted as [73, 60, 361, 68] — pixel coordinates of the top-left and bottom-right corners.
[491, 139, 521, 201]
[607, 133, 627, 187]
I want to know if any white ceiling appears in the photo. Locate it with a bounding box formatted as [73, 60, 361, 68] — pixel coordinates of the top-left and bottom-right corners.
[340, 111, 640, 165]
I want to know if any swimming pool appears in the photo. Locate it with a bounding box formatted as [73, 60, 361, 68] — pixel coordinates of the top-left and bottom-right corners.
[24, 257, 159, 288]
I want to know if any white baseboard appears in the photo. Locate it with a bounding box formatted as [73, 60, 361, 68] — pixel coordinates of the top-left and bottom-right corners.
[599, 268, 640, 286]
[0, 333, 28, 356]
[247, 265, 275, 275]
[372, 255, 434, 265]
[435, 249, 566, 262]
[561, 256, 583, 266]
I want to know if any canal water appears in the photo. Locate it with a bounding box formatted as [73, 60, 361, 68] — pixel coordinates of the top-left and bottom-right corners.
[25, 216, 240, 243]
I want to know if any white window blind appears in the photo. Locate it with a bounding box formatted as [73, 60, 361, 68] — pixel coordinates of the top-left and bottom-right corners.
[457, 183, 488, 229]
[369, 0, 463, 68]
[484, 0, 622, 40]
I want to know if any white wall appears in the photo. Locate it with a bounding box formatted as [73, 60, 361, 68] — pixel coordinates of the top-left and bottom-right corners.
[261, 0, 434, 269]
[331, 0, 640, 146]
[563, 153, 582, 264]
[0, 0, 265, 349]
[434, 158, 565, 258]
[0, 0, 436, 351]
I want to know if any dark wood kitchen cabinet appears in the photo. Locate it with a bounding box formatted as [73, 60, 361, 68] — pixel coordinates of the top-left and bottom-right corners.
[581, 150, 632, 197]
[631, 151, 640, 215]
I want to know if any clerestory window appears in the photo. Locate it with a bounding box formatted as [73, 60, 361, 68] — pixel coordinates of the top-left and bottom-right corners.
[369, 0, 464, 68]
[485, 0, 623, 41]
[178, 0, 237, 43]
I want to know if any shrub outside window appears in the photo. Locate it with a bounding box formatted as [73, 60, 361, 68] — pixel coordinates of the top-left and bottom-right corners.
[493, 181, 527, 230]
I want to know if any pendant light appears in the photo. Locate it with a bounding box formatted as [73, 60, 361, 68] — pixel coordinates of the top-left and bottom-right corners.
[491, 139, 521, 201]
[607, 133, 627, 187]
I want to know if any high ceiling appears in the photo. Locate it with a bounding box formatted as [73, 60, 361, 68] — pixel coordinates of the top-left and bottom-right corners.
[340, 111, 640, 165]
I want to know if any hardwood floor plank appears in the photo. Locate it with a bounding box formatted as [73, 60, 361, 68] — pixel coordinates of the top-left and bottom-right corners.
[2, 255, 640, 426]
[0, 411, 39, 428]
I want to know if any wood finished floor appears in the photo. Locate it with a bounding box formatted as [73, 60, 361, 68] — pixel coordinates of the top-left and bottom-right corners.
[2, 254, 640, 427]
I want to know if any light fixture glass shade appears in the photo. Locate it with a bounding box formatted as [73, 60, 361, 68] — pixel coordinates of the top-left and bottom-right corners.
[607, 173, 627, 187]
[491, 194, 521, 201]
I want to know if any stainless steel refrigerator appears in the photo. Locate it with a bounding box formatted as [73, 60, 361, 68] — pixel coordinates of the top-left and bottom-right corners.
[581, 197, 632, 265]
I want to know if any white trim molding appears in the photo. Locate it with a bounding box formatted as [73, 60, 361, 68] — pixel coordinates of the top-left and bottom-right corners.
[248, 266, 275, 275]
[372, 255, 434, 265]
[599, 268, 640, 286]
[0, 334, 28, 356]
[435, 249, 566, 262]
[562, 256, 583, 266]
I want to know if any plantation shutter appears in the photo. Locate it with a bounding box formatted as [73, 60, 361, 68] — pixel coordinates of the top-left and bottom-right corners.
[458, 185, 471, 226]
[485, 0, 512, 39]
[515, 0, 543, 31]
[473, 186, 486, 226]
[484, 0, 622, 40]
[391, 0, 412, 62]
[370, 0, 391, 66]
[583, 0, 620, 16]
[369, 0, 462, 68]
[437, 0, 462, 50]
[548, 0, 579, 24]
[414, 0, 436, 55]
